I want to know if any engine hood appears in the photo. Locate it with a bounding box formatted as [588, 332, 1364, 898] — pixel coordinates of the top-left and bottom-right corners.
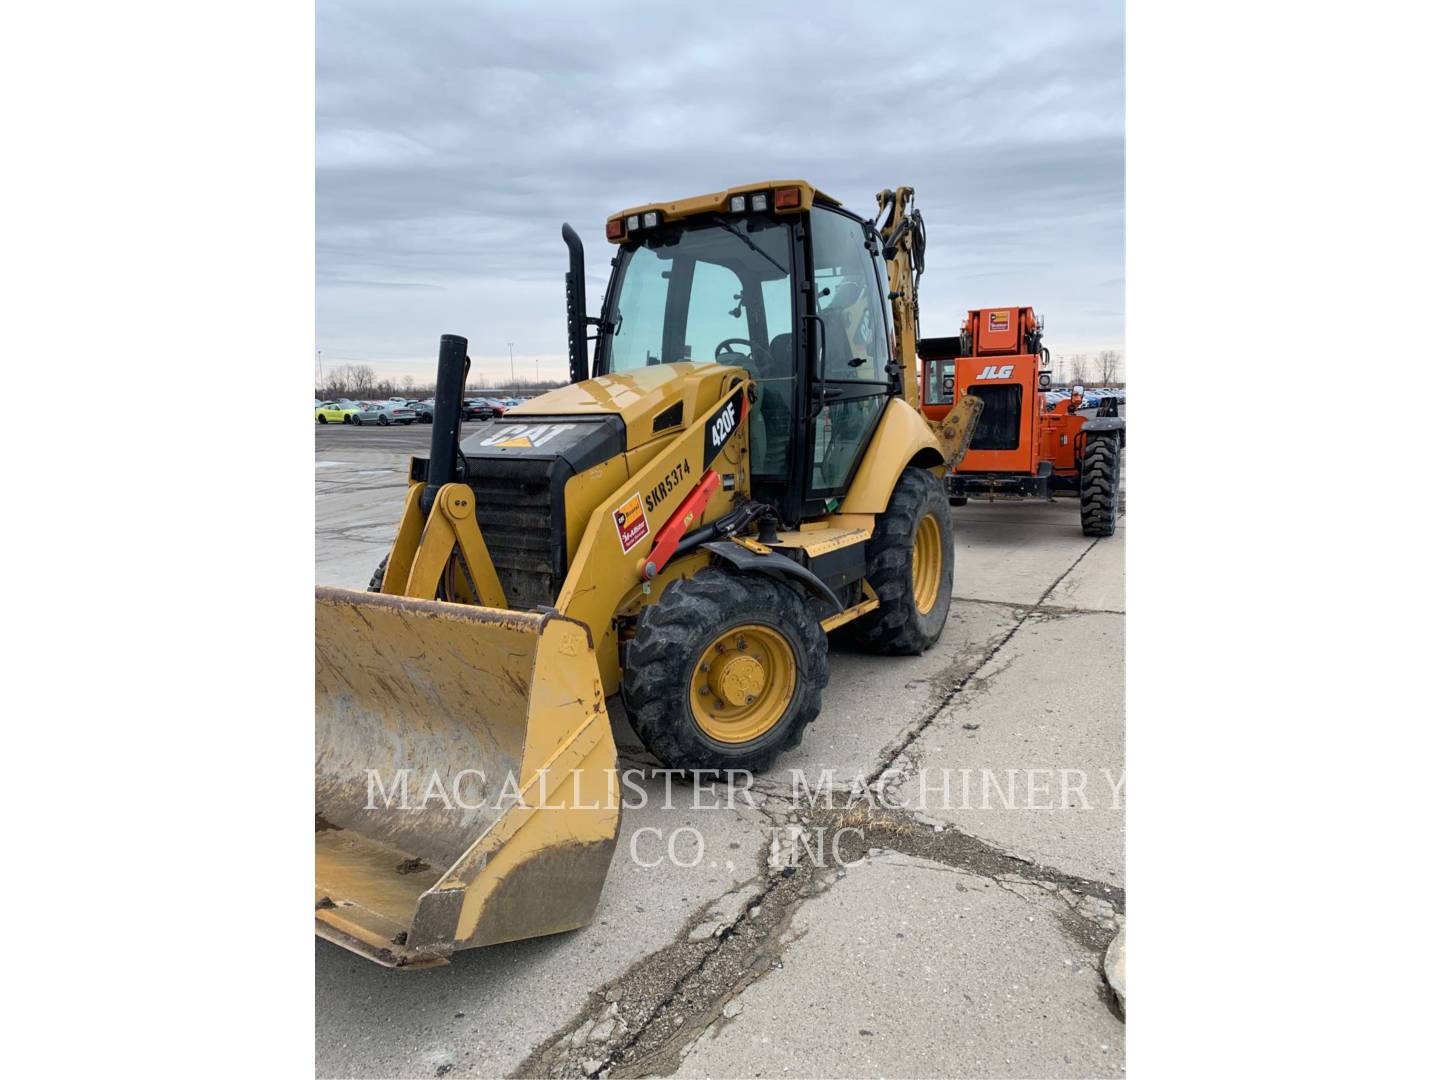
[506, 362, 744, 440]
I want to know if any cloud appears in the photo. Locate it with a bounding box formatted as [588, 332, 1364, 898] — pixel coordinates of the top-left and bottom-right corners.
[317, 0, 1124, 383]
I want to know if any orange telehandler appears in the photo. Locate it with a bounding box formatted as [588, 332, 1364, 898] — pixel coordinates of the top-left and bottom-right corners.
[918, 307, 1124, 536]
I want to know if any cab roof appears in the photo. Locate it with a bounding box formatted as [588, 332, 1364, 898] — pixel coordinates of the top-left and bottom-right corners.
[605, 179, 841, 243]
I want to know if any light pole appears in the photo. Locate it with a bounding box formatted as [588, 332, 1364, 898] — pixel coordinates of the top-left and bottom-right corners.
[508, 342, 515, 387]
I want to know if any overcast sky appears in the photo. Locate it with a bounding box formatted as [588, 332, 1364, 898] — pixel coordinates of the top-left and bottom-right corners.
[317, 0, 1124, 387]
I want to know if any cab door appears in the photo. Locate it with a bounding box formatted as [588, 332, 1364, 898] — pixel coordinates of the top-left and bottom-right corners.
[802, 207, 893, 509]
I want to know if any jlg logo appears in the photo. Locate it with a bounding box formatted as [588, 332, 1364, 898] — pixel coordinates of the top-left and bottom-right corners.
[976, 365, 1015, 380]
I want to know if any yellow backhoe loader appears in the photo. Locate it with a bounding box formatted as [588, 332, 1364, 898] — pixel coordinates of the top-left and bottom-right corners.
[316, 181, 982, 966]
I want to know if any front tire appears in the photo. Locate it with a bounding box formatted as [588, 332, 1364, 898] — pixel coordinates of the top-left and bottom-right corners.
[317, 415, 328, 424]
[840, 466, 953, 655]
[1080, 433, 1121, 537]
[622, 566, 827, 773]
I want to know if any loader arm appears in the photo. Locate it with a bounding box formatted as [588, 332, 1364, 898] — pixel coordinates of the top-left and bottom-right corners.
[555, 376, 752, 694]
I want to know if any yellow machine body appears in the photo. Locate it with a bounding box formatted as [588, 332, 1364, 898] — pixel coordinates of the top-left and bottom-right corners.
[316, 180, 979, 967]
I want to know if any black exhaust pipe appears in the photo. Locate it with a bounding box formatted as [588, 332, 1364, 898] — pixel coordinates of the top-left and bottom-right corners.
[562, 223, 589, 384]
[423, 333, 470, 516]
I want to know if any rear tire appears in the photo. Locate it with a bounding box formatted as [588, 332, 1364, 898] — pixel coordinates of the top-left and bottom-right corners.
[317, 415, 327, 424]
[379, 416, 390, 426]
[840, 466, 953, 655]
[1080, 434, 1121, 537]
[622, 566, 827, 773]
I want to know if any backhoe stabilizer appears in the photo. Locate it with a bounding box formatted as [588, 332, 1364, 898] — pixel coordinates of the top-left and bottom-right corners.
[315, 587, 619, 967]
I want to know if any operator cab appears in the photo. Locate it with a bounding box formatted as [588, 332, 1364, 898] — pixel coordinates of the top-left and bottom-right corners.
[589, 182, 898, 525]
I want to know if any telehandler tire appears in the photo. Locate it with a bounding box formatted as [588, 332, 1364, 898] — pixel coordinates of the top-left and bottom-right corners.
[622, 566, 827, 774]
[840, 466, 953, 655]
[1080, 433, 1121, 537]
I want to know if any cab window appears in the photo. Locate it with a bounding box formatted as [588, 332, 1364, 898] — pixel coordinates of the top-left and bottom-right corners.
[602, 217, 796, 479]
[810, 209, 891, 382]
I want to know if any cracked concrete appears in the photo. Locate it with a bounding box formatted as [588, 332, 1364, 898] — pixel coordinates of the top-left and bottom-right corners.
[506, 796, 1125, 1080]
[672, 852, 1124, 1079]
[893, 608, 1126, 886]
[315, 425, 1125, 1079]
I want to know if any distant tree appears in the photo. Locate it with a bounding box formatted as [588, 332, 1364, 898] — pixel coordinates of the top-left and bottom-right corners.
[1097, 349, 1122, 385]
[348, 364, 376, 397]
[1071, 354, 1093, 385]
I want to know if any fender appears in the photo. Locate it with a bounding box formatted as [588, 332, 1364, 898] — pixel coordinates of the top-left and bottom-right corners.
[838, 399, 945, 514]
[701, 540, 842, 614]
[1081, 415, 1126, 448]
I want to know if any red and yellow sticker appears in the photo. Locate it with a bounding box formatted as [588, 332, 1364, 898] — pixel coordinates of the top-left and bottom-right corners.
[613, 492, 650, 553]
[988, 310, 1010, 333]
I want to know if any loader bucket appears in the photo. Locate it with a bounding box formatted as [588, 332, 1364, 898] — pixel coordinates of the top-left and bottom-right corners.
[315, 586, 620, 968]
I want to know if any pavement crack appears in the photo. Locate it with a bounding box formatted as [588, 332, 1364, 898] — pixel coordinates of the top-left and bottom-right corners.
[800, 803, 1123, 914]
[511, 856, 822, 1080]
[952, 594, 1123, 617]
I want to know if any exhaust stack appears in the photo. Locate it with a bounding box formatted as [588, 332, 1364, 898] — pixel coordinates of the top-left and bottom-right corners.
[423, 333, 469, 516]
[562, 224, 589, 384]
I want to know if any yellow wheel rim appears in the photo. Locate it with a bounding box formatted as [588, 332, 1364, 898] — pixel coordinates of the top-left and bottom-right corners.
[912, 513, 943, 616]
[689, 624, 797, 744]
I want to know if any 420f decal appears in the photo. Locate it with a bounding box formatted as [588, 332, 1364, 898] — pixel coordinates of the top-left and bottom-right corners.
[702, 385, 746, 468]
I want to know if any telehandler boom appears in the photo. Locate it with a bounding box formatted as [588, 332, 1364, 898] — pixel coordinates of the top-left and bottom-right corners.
[316, 180, 983, 966]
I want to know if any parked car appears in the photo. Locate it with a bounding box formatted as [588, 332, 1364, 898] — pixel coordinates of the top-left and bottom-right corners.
[461, 398, 495, 421]
[478, 397, 510, 415]
[352, 401, 417, 426]
[407, 399, 434, 423]
[316, 401, 361, 424]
